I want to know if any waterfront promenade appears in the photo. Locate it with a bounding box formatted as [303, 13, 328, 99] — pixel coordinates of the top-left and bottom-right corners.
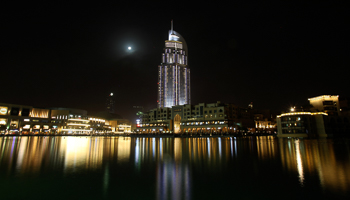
[0, 132, 276, 138]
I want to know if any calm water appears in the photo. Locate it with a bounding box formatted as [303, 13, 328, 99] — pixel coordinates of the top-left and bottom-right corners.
[0, 136, 349, 200]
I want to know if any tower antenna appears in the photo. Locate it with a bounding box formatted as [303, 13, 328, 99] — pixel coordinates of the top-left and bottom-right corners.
[171, 20, 173, 33]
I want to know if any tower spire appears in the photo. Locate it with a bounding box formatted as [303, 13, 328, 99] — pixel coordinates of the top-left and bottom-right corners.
[171, 20, 173, 33]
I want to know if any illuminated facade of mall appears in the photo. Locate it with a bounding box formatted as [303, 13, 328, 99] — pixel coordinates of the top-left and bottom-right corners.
[0, 103, 131, 135]
[158, 23, 190, 108]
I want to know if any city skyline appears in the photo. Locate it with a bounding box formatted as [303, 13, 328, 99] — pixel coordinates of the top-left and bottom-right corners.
[1, 2, 348, 121]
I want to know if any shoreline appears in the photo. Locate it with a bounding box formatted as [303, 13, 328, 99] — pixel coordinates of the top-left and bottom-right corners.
[0, 133, 276, 138]
[1, 134, 349, 138]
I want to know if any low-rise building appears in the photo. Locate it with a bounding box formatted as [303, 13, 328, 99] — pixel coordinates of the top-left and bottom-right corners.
[0, 103, 52, 134]
[90, 112, 132, 134]
[89, 117, 111, 134]
[0, 103, 132, 135]
[50, 108, 91, 134]
[309, 95, 340, 115]
[277, 112, 328, 138]
[277, 94, 349, 138]
[135, 102, 245, 134]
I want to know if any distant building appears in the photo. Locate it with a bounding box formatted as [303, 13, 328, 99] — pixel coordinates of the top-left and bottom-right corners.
[133, 105, 144, 124]
[106, 93, 115, 114]
[254, 114, 276, 132]
[158, 21, 190, 108]
[88, 117, 111, 134]
[308, 95, 340, 115]
[277, 112, 329, 138]
[248, 102, 253, 109]
[277, 95, 350, 138]
[339, 96, 350, 116]
[237, 107, 255, 129]
[111, 119, 132, 134]
[50, 108, 90, 134]
[91, 112, 131, 134]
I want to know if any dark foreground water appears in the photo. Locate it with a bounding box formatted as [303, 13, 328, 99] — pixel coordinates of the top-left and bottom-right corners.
[0, 136, 349, 200]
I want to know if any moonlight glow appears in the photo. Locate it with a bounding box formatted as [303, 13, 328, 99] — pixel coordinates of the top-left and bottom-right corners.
[128, 46, 131, 50]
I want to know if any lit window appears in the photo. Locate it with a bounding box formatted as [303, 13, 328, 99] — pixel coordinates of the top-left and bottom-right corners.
[23, 125, 30, 129]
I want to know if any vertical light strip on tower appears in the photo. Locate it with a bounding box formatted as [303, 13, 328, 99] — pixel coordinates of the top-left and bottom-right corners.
[159, 65, 162, 107]
[164, 66, 167, 107]
[177, 66, 180, 104]
[173, 65, 176, 106]
[188, 69, 191, 104]
[185, 68, 187, 104]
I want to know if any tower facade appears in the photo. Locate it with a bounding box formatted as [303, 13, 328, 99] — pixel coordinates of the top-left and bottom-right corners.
[158, 23, 190, 108]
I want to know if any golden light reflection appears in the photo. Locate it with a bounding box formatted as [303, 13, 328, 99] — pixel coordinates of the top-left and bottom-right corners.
[0, 136, 349, 196]
[117, 137, 131, 163]
[0, 136, 134, 174]
[0, 137, 56, 174]
[279, 138, 350, 193]
[61, 137, 97, 172]
[295, 140, 304, 186]
[256, 136, 277, 160]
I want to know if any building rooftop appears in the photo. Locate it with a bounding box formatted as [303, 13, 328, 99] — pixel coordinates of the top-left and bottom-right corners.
[308, 95, 339, 101]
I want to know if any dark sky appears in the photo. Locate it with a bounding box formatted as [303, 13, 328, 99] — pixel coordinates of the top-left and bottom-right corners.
[1, 1, 348, 121]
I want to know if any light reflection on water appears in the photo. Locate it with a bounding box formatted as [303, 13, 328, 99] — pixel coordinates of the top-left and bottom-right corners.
[0, 136, 349, 199]
[279, 138, 350, 194]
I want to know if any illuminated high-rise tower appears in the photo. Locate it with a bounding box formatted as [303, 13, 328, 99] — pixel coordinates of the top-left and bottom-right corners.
[158, 21, 190, 108]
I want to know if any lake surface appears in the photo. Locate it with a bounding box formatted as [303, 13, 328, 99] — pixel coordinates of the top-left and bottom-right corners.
[0, 136, 349, 200]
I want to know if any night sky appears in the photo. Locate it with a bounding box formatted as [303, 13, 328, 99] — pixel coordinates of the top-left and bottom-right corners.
[1, 2, 348, 121]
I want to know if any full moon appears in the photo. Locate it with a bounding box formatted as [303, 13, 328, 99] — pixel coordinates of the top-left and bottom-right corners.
[128, 46, 131, 50]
